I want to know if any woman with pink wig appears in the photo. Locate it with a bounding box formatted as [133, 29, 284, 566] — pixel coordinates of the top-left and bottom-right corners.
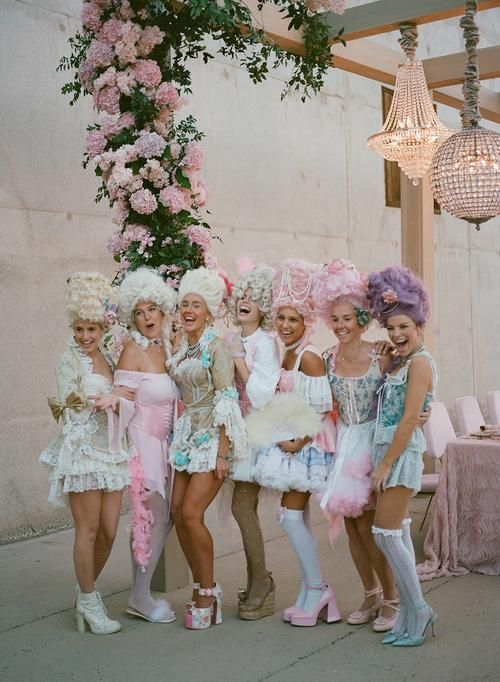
[313, 258, 400, 633]
[252, 259, 340, 628]
[368, 265, 437, 647]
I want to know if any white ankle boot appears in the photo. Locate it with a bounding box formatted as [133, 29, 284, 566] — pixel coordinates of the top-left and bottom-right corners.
[76, 591, 121, 635]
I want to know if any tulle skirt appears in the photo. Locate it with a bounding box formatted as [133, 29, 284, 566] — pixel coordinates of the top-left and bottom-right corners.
[252, 442, 333, 494]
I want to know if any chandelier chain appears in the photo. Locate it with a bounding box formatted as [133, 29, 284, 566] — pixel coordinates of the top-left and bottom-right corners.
[398, 24, 418, 62]
[460, 0, 481, 127]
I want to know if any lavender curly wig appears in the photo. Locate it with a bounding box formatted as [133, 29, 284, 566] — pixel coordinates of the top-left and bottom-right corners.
[367, 265, 430, 326]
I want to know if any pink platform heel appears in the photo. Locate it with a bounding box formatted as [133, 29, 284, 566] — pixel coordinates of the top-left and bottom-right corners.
[347, 586, 384, 625]
[184, 584, 222, 630]
[290, 584, 342, 627]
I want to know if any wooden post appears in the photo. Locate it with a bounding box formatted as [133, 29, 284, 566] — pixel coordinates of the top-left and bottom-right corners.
[151, 528, 190, 593]
[400, 170, 436, 474]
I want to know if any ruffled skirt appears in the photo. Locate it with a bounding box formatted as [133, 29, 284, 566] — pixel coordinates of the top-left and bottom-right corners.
[252, 442, 333, 493]
[320, 420, 376, 518]
[170, 412, 220, 474]
[372, 424, 425, 494]
[39, 416, 130, 508]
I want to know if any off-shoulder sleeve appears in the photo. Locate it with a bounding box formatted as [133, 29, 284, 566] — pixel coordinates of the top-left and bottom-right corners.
[246, 335, 280, 409]
[211, 338, 247, 461]
[107, 370, 143, 454]
[294, 372, 333, 413]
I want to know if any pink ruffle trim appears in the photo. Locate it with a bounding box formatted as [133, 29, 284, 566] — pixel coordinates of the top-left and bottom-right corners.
[129, 455, 153, 570]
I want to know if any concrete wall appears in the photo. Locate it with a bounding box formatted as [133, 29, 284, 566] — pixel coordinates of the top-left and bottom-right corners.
[1, 0, 499, 540]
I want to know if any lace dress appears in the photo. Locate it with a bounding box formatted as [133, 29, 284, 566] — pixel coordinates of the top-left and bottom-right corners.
[169, 329, 247, 474]
[320, 348, 381, 522]
[372, 349, 437, 494]
[252, 345, 336, 493]
[39, 341, 130, 507]
[232, 328, 281, 482]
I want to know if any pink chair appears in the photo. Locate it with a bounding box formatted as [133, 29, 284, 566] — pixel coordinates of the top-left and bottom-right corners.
[454, 396, 485, 436]
[419, 401, 456, 530]
[487, 390, 500, 424]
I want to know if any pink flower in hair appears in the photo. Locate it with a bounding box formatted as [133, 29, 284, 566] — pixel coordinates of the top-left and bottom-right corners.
[382, 288, 398, 305]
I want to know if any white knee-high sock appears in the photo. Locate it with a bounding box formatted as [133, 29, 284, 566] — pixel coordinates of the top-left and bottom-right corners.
[280, 508, 324, 612]
[372, 526, 433, 638]
[129, 493, 174, 620]
[401, 518, 415, 563]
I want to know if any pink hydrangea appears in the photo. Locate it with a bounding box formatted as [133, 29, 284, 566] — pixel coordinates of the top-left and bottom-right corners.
[135, 131, 167, 159]
[155, 82, 181, 109]
[78, 58, 97, 91]
[137, 26, 165, 57]
[119, 257, 131, 271]
[191, 178, 209, 207]
[159, 185, 191, 214]
[115, 42, 138, 66]
[81, 2, 103, 33]
[86, 40, 114, 69]
[132, 59, 162, 88]
[106, 229, 123, 256]
[85, 130, 107, 156]
[306, 0, 345, 13]
[182, 142, 204, 171]
[185, 225, 211, 251]
[100, 112, 135, 138]
[204, 253, 218, 269]
[122, 224, 149, 248]
[112, 198, 129, 226]
[99, 18, 126, 45]
[118, 0, 135, 20]
[116, 69, 137, 95]
[140, 159, 168, 188]
[93, 66, 117, 94]
[130, 188, 158, 214]
[94, 85, 121, 114]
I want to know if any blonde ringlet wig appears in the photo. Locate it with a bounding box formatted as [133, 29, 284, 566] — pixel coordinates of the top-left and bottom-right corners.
[118, 267, 177, 329]
[228, 264, 275, 331]
[177, 267, 227, 319]
[65, 272, 115, 328]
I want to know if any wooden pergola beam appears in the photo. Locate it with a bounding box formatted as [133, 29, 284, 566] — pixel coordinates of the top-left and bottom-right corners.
[434, 85, 500, 124]
[322, 0, 500, 42]
[423, 46, 500, 88]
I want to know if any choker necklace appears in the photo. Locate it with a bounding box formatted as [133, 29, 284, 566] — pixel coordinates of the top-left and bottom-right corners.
[130, 330, 162, 351]
[149, 338, 162, 352]
[284, 335, 305, 352]
[399, 343, 425, 365]
[186, 341, 201, 358]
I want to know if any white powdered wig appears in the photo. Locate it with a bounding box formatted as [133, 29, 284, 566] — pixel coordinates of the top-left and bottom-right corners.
[118, 267, 176, 328]
[65, 271, 115, 327]
[177, 267, 226, 319]
[245, 393, 322, 447]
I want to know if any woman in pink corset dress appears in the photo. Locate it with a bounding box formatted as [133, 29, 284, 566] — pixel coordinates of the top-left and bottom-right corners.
[106, 267, 179, 624]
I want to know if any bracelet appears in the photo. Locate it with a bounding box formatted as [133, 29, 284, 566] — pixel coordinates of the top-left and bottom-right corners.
[217, 454, 233, 462]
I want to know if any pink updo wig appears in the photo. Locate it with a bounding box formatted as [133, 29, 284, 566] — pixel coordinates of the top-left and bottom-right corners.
[272, 259, 318, 326]
[368, 265, 430, 326]
[312, 258, 369, 323]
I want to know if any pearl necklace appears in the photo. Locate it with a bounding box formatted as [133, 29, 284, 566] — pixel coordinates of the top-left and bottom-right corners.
[186, 341, 201, 358]
[399, 343, 425, 366]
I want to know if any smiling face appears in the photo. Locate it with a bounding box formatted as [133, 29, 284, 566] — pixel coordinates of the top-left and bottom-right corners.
[386, 313, 422, 357]
[180, 293, 211, 336]
[72, 319, 104, 355]
[133, 301, 164, 339]
[236, 288, 262, 327]
[330, 302, 363, 346]
[275, 306, 305, 347]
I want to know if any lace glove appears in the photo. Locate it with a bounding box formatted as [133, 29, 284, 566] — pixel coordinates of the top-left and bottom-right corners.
[224, 330, 246, 358]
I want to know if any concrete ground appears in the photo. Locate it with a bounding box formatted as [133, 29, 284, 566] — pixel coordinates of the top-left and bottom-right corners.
[1, 496, 499, 682]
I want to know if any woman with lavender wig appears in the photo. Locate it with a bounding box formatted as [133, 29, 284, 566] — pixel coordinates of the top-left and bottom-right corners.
[368, 265, 438, 647]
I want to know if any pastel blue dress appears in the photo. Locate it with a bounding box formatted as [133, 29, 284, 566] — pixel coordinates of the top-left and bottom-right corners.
[372, 349, 437, 494]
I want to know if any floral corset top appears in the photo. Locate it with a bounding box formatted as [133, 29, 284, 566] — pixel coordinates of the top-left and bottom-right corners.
[377, 350, 437, 429]
[328, 357, 381, 426]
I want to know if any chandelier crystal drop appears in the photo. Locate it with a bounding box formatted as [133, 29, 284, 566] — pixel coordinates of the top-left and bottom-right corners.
[367, 25, 454, 185]
[429, 0, 500, 230]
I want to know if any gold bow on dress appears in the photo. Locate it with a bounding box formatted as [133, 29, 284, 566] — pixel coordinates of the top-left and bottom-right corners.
[48, 391, 89, 422]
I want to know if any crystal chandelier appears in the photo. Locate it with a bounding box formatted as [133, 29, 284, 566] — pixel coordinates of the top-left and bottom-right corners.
[429, 0, 500, 230]
[367, 24, 453, 185]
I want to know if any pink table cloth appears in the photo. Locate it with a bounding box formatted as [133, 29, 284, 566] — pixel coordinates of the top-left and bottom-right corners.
[417, 438, 500, 581]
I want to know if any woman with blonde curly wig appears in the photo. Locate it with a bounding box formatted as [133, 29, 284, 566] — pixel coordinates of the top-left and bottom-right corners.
[99, 267, 179, 625]
[225, 262, 281, 620]
[169, 267, 248, 630]
[40, 272, 131, 635]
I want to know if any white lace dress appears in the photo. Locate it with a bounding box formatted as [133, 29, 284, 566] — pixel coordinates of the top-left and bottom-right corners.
[169, 329, 247, 474]
[39, 341, 131, 507]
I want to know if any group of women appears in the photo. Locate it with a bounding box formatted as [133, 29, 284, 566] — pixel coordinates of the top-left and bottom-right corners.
[40, 255, 437, 648]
